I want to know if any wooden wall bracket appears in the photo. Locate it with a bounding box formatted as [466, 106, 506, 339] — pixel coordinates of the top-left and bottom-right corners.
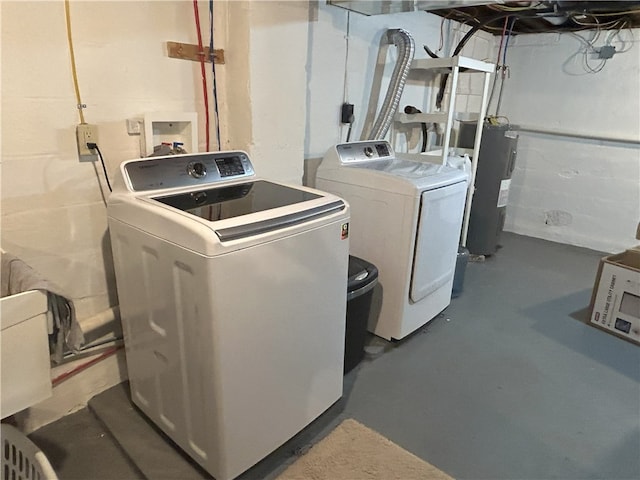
[167, 41, 225, 64]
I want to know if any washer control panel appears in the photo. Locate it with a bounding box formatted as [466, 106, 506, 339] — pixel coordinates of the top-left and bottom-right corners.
[124, 151, 255, 192]
[336, 141, 394, 164]
[214, 156, 246, 177]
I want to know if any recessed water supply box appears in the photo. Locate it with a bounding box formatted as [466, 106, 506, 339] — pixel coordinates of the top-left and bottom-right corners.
[142, 112, 198, 157]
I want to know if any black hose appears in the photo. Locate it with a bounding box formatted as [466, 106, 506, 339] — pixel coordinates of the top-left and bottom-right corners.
[423, 44, 439, 59]
[421, 123, 428, 152]
[404, 105, 429, 153]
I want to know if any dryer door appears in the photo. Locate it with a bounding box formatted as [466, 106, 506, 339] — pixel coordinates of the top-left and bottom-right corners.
[410, 181, 467, 303]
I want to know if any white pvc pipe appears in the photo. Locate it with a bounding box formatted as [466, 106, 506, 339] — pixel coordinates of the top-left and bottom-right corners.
[77, 306, 120, 336]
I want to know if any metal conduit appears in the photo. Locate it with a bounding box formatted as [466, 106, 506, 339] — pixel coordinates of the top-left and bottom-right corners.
[517, 125, 640, 145]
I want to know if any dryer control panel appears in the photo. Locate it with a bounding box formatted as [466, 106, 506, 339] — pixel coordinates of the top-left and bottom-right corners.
[336, 141, 394, 164]
[123, 151, 255, 192]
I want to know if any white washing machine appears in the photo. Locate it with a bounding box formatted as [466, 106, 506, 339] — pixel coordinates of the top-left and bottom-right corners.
[317, 141, 467, 341]
[107, 151, 350, 480]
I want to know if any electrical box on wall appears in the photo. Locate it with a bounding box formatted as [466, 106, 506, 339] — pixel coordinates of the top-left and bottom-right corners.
[141, 112, 198, 157]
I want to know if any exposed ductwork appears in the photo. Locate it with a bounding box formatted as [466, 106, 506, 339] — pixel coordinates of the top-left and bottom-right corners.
[367, 28, 415, 140]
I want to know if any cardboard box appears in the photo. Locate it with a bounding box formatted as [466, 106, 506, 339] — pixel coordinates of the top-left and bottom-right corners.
[589, 249, 640, 345]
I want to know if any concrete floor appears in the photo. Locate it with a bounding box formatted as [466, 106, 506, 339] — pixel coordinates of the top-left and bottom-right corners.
[28, 233, 640, 480]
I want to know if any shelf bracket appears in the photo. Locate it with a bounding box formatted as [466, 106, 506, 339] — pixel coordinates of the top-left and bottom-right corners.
[166, 41, 225, 64]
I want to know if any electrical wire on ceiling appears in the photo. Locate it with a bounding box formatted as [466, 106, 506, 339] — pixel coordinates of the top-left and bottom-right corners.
[496, 17, 509, 68]
[503, 17, 516, 66]
[571, 14, 627, 28]
[426, 1, 640, 110]
[569, 18, 606, 73]
[486, 17, 510, 113]
[193, 0, 210, 152]
[496, 17, 516, 116]
[605, 21, 634, 53]
[437, 15, 447, 53]
[434, 2, 640, 35]
[586, 8, 640, 17]
[567, 17, 632, 74]
[209, 0, 222, 151]
[64, 0, 86, 124]
[488, 2, 545, 12]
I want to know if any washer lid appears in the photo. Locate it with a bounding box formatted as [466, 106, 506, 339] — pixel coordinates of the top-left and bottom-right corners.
[109, 179, 348, 255]
[152, 180, 322, 222]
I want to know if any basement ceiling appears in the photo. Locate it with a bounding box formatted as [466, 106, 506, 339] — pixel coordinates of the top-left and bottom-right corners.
[329, 1, 640, 34]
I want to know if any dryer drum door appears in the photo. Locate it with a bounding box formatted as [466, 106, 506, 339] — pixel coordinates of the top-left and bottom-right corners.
[410, 181, 467, 303]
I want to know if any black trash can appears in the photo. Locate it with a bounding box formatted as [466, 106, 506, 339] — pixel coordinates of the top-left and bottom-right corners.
[344, 255, 378, 373]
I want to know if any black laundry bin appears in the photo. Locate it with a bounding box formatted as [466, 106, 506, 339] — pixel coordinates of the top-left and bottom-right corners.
[344, 255, 378, 374]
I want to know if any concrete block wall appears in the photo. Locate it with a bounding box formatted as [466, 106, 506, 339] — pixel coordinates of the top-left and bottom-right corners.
[1, 0, 218, 430]
[1, 0, 309, 321]
[1, 1, 210, 321]
[304, 3, 494, 161]
[492, 31, 640, 253]
[1, 0, 311, 430]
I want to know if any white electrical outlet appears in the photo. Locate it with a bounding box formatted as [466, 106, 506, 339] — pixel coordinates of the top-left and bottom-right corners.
[76, 124, 99, 156]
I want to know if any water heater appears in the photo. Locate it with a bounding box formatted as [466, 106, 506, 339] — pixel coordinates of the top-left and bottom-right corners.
[458, 122, 518, 256]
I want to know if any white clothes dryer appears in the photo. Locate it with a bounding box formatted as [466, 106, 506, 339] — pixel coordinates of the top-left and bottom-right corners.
[317, 141, 467, 341]
[107, 151, 350, 480]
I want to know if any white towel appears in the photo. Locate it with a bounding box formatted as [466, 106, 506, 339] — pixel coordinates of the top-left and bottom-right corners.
[1, 253, 84, 363]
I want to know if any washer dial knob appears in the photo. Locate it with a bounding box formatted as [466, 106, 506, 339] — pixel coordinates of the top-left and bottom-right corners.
[187, 162, 207, 178]
[364, 146, 374, 157]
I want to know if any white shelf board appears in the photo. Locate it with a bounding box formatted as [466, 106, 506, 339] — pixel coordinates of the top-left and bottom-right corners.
[401, 147, 475, 159]
[411, 55, 495, 74]
[395, 112, 448, 124]
[396, 112, 481, 125]
[456, 112, 481, 122]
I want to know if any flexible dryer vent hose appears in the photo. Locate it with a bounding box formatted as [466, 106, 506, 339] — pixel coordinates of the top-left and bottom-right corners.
[367, 29, 415, 140]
